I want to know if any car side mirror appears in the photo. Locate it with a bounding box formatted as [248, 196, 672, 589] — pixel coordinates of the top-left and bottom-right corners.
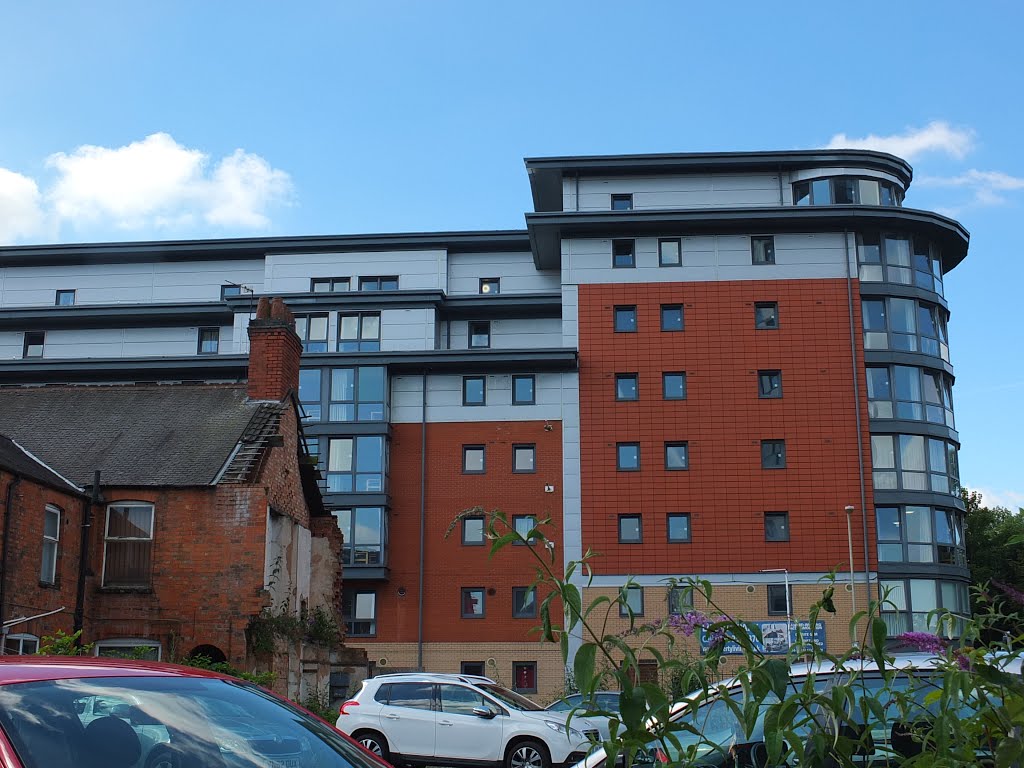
[472, 706, 498, 719]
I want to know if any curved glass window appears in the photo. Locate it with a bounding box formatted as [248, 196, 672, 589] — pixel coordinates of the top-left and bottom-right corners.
[871, 434, 959, 495]
[857, 234, 943, 295]
[879, 578, 968, 635]
[876, 505, 965, 566]
[862, 297, 949, 362]
[866, 365, 954, 427]
[793, 176, 903, 207]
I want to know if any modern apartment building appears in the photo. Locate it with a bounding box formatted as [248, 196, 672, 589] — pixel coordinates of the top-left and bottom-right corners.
[0, 149, 968, 699]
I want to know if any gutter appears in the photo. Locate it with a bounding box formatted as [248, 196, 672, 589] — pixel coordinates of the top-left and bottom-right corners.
[0, 475, 21, 652]
[416, 371, 427, 670]
[73, 471, 101, 640]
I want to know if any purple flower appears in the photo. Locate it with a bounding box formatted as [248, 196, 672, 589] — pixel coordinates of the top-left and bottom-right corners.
[953, 650, 972, 671]
[993, 581, 1024, 606]
[895, 631, 948, 655]
[667, 610, 712, 637]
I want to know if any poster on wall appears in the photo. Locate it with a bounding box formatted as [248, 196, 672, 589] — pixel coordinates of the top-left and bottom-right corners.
[698, 620, 826, 655]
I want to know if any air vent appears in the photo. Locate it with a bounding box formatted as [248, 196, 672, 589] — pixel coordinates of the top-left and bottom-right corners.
[746, 585, 756, 594]
[486, 657, 497, 667]
[377, 657, 389, 667]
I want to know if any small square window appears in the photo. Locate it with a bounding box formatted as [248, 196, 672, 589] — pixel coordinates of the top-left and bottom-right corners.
[616, 443, 640, 471]
[618, 514, 642, 543]
[463, 376, 486, 406]
[620, 586, 644, 616]
[765, 512, 790, 542]
[221, 284, 242, 299]
[469, 321, 491, 349]
[758, 370, 783, 399]
[669, 586, 694, 614]
[665, 442, 689, 470]
[755, 302, 779, 330]
[55, 290, 76, 306]
[614, 306, 638, 332]
[480, 278, 500, 295]
[512, 587, 537, 618]
[661, 305, 684, 332]
[461, 661, 485, 676]
[463, 446, 485, 474]
[461, 588, 486, 618]
[659, 238, 682, 267]
[360, 276, 399, 291]
[752, 236, 776, 265]
[311, 277, 350, 293]
[767, 584, 791, 616]
[22, 331, 44, 359]
[462, 516, 485, 545]
[615, 373, 639, 401]
[663, 372, 687, 400]
[513, 515, 536, 545]
[513, 444, 536, 473]
[512, 375, 535, 405]
[611, 194, 633, 211]
[761, 440, 786, 469]
[197, 327, 220, 355]
[612, 239, 636, 268]
[513, 662, 538, 693]
[667, 513, 691, 543]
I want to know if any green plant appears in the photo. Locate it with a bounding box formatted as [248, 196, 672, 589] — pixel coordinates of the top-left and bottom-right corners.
[246, 603, 341, 656]
[183, 653, 276, 688]
[304, 605, 342, 647]
[295, 682, 336, 721]
[36, 629, 92, 656]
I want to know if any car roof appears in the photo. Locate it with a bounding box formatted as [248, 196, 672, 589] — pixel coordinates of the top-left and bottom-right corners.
[0, 655, 233, 685]
[367, 672, 497, 685]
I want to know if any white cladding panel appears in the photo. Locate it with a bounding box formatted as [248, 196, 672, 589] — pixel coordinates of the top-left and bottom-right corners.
[448, 317, 562, 350]
[390, 372, 567, 423]
[0, 332, 23, 360]
[563, 173, 783, 211]
[0, 260, 264, 307]
[447, 252, 559, 295]
[380, 308, 435, 352]
[563, 233, 850, 284]
[264, 250, 446, 293]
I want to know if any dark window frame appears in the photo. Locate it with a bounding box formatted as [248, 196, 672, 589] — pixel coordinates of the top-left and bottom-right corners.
[55, 289, 76, 306]
[614, 305, 638, 333]
[754, 302, 779, 330]
[611, 193, 633, 211]
[615, 373, 639, 402]
[662, 372, 687, 401]
[669, 586, 694, 614]
[296, 312, 331, 353]
[468, 320, 491, 349]
[479, 278, 500, 295]
[462, 445, 486, 474]
[618, 514, 643, 544]
[512, 444, 536, 474]
[461, 587, 486, 618]
[511, 374, 536, 406]
[664, 442, 689, 471]
[658, 238, 682, 267]
[220, 284, 242, 300]
[343, 589, 377, 637]
[461, 516, 486, 546]
[667, 513, 692, 543]
[660, 304, 684, 332]
[767, 584, 792, 616]
[461, 661, 485, 676]
[512, 587, 537, 618]
[616, 442, 640, 471]
[462, 376, 486, 406]
[197, 327, 220, 355]
[512, 661, 538, 693]
[764, 511, 791, 542]
[751, 236, 776, 265]
[612, 239, 636, 268]
[334, 507, 386, 567]
[761, 439, 787, 469]
[337, 312, 381, 352]
[359, 276, 399, 291]
[310, 277, 351, 293]
[758, 370, 783, 399]
[512, 515, 536, 546]
[22, 331, 44, 359]
[619, 586, 645, 617]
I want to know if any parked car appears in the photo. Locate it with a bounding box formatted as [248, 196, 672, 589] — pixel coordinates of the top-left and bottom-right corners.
[0, 655, 393, 768]
[337, 672, 601, 768]
[546, 692, 621, 741]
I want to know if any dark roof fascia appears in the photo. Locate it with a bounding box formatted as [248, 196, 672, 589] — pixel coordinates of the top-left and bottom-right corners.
[227, 290, 446, 313]
[441, 293, 562, 320]
[311, 348, 578, 374]
[0, 231, 531, 268]
[0, 302, 234, 331]
[0, 355, 248, 385]
[524, 206, 969, 272]
[524, 150, 914, 212]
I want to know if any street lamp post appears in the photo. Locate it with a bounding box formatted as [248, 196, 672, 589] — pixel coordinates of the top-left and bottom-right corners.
[844, 505, 857, 614]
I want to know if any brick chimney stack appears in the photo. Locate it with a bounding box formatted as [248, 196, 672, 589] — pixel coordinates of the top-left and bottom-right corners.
[247, 297, 303, 402]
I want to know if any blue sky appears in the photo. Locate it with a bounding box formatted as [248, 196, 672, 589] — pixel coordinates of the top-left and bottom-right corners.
[1, 2, 1021, 509]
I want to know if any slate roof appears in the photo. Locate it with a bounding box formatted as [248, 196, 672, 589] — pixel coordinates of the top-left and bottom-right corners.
[0, 434, 83, 495]
[0, 385, 278, 487]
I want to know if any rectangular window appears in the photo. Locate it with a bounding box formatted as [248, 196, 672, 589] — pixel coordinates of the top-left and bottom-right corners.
[758, 370, 782, 398]
[614, 305, 637, 332]
[463, 445, 485, 474]
[612, 239, 636, 268]
[751, 236, 776, 265]
[620, 586, 644, 616]
[513, 444, 536, 473]
[359, 276, 399, 291]
[513, 662, 538, 693]
[343, 589, 377, 637]
[325, 435, 385, 492]
[298, 369, 322, 422]
[512, 587, 537, 618]
[615, 373, 639, 401]
[334, 507, 386, 565]
[220, 285, 242, 299]
[296, 313, 330, 353]
[197, 327, 220, 355]
[3, 634, 39, 655]
[338, 313, 381, 352]
[513, 515, 536, 545]
[662, 372, 687, 400]
[479, 278, 500, 295]
[329, 366, 387, 422]
[611, 193, 633, 210]
[764, 512, 790, 542]
[659, 238, 682, 267]
[469, 321, 491, 349]
[41, 505, 60, 584]
[461, 587, 485, 618]
[310, 277, 350, 292]
[754, 302, 779, 330]
[462, 516, 485, 546]
[22, 331, 44, 359]
[512, 375, 536, 405]
[669, 586, 694, 614]
[665, 442, 689, 470]
[55, 289, 76, 306]
[767, 584, 791, 616]
[667, 513, 691, 543]
[461, 661, 485, 676]
[463, 376, 486, 406]
[102, 503, 155, 588]
[660, 305, 684, 332]
[618, 514, 642, 543]
[616, 442, 640, 471]
[761, 440, 787, 469]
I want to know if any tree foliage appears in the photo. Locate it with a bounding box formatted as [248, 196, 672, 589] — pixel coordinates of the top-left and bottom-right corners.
[964, 488, 1024, 593]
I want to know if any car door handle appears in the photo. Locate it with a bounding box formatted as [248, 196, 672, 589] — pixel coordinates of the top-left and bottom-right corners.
[439, 720, 454, 727]
[384, 714, 401, 720]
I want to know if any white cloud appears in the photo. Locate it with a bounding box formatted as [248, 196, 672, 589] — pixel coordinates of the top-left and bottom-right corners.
[917, 168, 1024, 209]
[826, 121, 974, 161]
[972, 487, 1024, 511]
[0, 168, 46, 243]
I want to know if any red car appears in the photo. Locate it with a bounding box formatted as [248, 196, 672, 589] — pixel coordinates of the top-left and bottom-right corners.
[0, 655, 394, 768]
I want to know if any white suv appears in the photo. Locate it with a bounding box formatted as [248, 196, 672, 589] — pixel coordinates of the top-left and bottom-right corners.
[336, 672, 600, 768]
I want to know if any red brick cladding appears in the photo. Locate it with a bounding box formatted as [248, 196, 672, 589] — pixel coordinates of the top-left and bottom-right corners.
[577, 279, 873, 576]
[376, 420, 563, 644]
[0, 472, 82, 640]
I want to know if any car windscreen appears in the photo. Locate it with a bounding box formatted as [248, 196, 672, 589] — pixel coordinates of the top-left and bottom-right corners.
[477, 683, 545, 711]
[0, 675, 385, 768]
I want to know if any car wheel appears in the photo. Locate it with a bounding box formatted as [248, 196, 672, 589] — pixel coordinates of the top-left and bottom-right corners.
[506, 739, 550, 768]
[353, 730, 390, 761]
[144, 746, 183, 768]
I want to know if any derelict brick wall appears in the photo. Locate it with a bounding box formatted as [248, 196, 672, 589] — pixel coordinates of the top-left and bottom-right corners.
[577, 279, 874, 576]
